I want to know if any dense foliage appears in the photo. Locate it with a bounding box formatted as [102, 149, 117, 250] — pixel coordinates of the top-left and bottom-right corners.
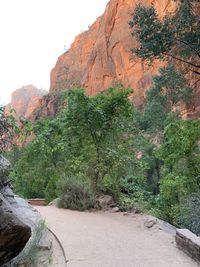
[9, 88, 145, 209]
[8, 84, 200, 233]
[6, 0, 200, 235]
[128, 0, 200, 234]
[138, 65, 192, 132]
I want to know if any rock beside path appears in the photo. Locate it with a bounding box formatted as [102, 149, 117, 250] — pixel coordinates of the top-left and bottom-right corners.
[0, 156, 66, 267]
[0, 202, 31, 266]
[144, 215, 158, 229]
[95, 194, 120, 211]
[0, 156, 32, 265]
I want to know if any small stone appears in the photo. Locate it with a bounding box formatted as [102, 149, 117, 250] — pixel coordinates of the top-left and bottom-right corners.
[111, 207, 120, 212]
[144, 216, 158, 228]
[131, 208, 141, 214]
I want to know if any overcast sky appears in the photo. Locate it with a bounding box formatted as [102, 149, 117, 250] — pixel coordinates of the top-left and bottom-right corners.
[0, 0, 108, 105]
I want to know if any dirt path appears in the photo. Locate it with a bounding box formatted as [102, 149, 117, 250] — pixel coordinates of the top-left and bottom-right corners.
[36, 206, 199, 267]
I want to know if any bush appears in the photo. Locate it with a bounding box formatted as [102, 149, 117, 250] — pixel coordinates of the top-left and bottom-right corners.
[57, 175, 95, 211]
[178, 193, 200, 236]
[117, 194, 136, 211]
[120, 174, 146, 195]
[117, 192, 148, 212]
[99, 174, 121, 199]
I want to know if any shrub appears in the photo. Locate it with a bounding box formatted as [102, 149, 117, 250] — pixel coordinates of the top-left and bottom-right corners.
[117, 192, 147, 212]
[57, 175, 95, 211]
[120, 174, 146, 195]
[117, 194, 136, 211]
[99, 174, 121, 199]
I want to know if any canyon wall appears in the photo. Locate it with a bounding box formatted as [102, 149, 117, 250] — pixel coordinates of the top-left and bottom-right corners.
[10, 0, 199, 121]
[50, 0, 176, 107]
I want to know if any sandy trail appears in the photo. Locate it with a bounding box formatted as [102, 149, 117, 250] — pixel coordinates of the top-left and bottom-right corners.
[36, 206, 199, 267]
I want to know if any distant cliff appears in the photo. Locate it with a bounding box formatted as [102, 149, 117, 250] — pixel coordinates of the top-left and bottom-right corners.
[6, 85, 47, 121]
[50, 0, 176, 107]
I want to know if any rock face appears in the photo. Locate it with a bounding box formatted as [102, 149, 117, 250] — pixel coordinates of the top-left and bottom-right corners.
[28, 93, 64, 121]
[0, 202, 31, 266]
[6, 85, 47, 122]
[0, 156, 31, 265]
[50, 0, 176, 107]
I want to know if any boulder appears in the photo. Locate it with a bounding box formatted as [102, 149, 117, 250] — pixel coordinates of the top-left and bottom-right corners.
[0, 156, 66, 266]
[0, 201, 31, 266]
[95, 194, 115, 210]
[0, 156, 31, 266]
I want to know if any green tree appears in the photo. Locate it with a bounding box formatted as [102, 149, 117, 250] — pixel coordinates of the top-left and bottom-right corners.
[129, 1, 200, 77]
[157, 117, 200, 222]
[128, 1, 200, 224]
[10, 87, 143, 203]
[11, 116, 66, 200]
[139, 65, 192, 132]
[62, 87, 136, 190]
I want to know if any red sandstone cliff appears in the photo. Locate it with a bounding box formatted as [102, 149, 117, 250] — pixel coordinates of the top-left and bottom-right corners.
[50, 0, 176, 107]
[6, 85, 47, 121]
[28, 93, 64, 121]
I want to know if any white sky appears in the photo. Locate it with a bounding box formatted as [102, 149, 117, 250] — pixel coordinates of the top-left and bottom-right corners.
[0, 0, 108, 105]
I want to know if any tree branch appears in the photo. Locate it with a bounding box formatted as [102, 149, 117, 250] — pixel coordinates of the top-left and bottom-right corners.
[192, 78, 200, 87]
[174, 38, 200, 58]
[193, 70, 200, 76]
[163, 52, 200, 72]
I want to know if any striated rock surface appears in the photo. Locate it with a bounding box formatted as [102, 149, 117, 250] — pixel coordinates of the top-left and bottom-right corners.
[50, 0, 176, 107]
[6, 85, 47, 122]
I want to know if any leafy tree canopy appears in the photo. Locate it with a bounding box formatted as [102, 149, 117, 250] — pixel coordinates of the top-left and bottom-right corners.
[138, 65, 192, 132]
[129, 0, 200, 76]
